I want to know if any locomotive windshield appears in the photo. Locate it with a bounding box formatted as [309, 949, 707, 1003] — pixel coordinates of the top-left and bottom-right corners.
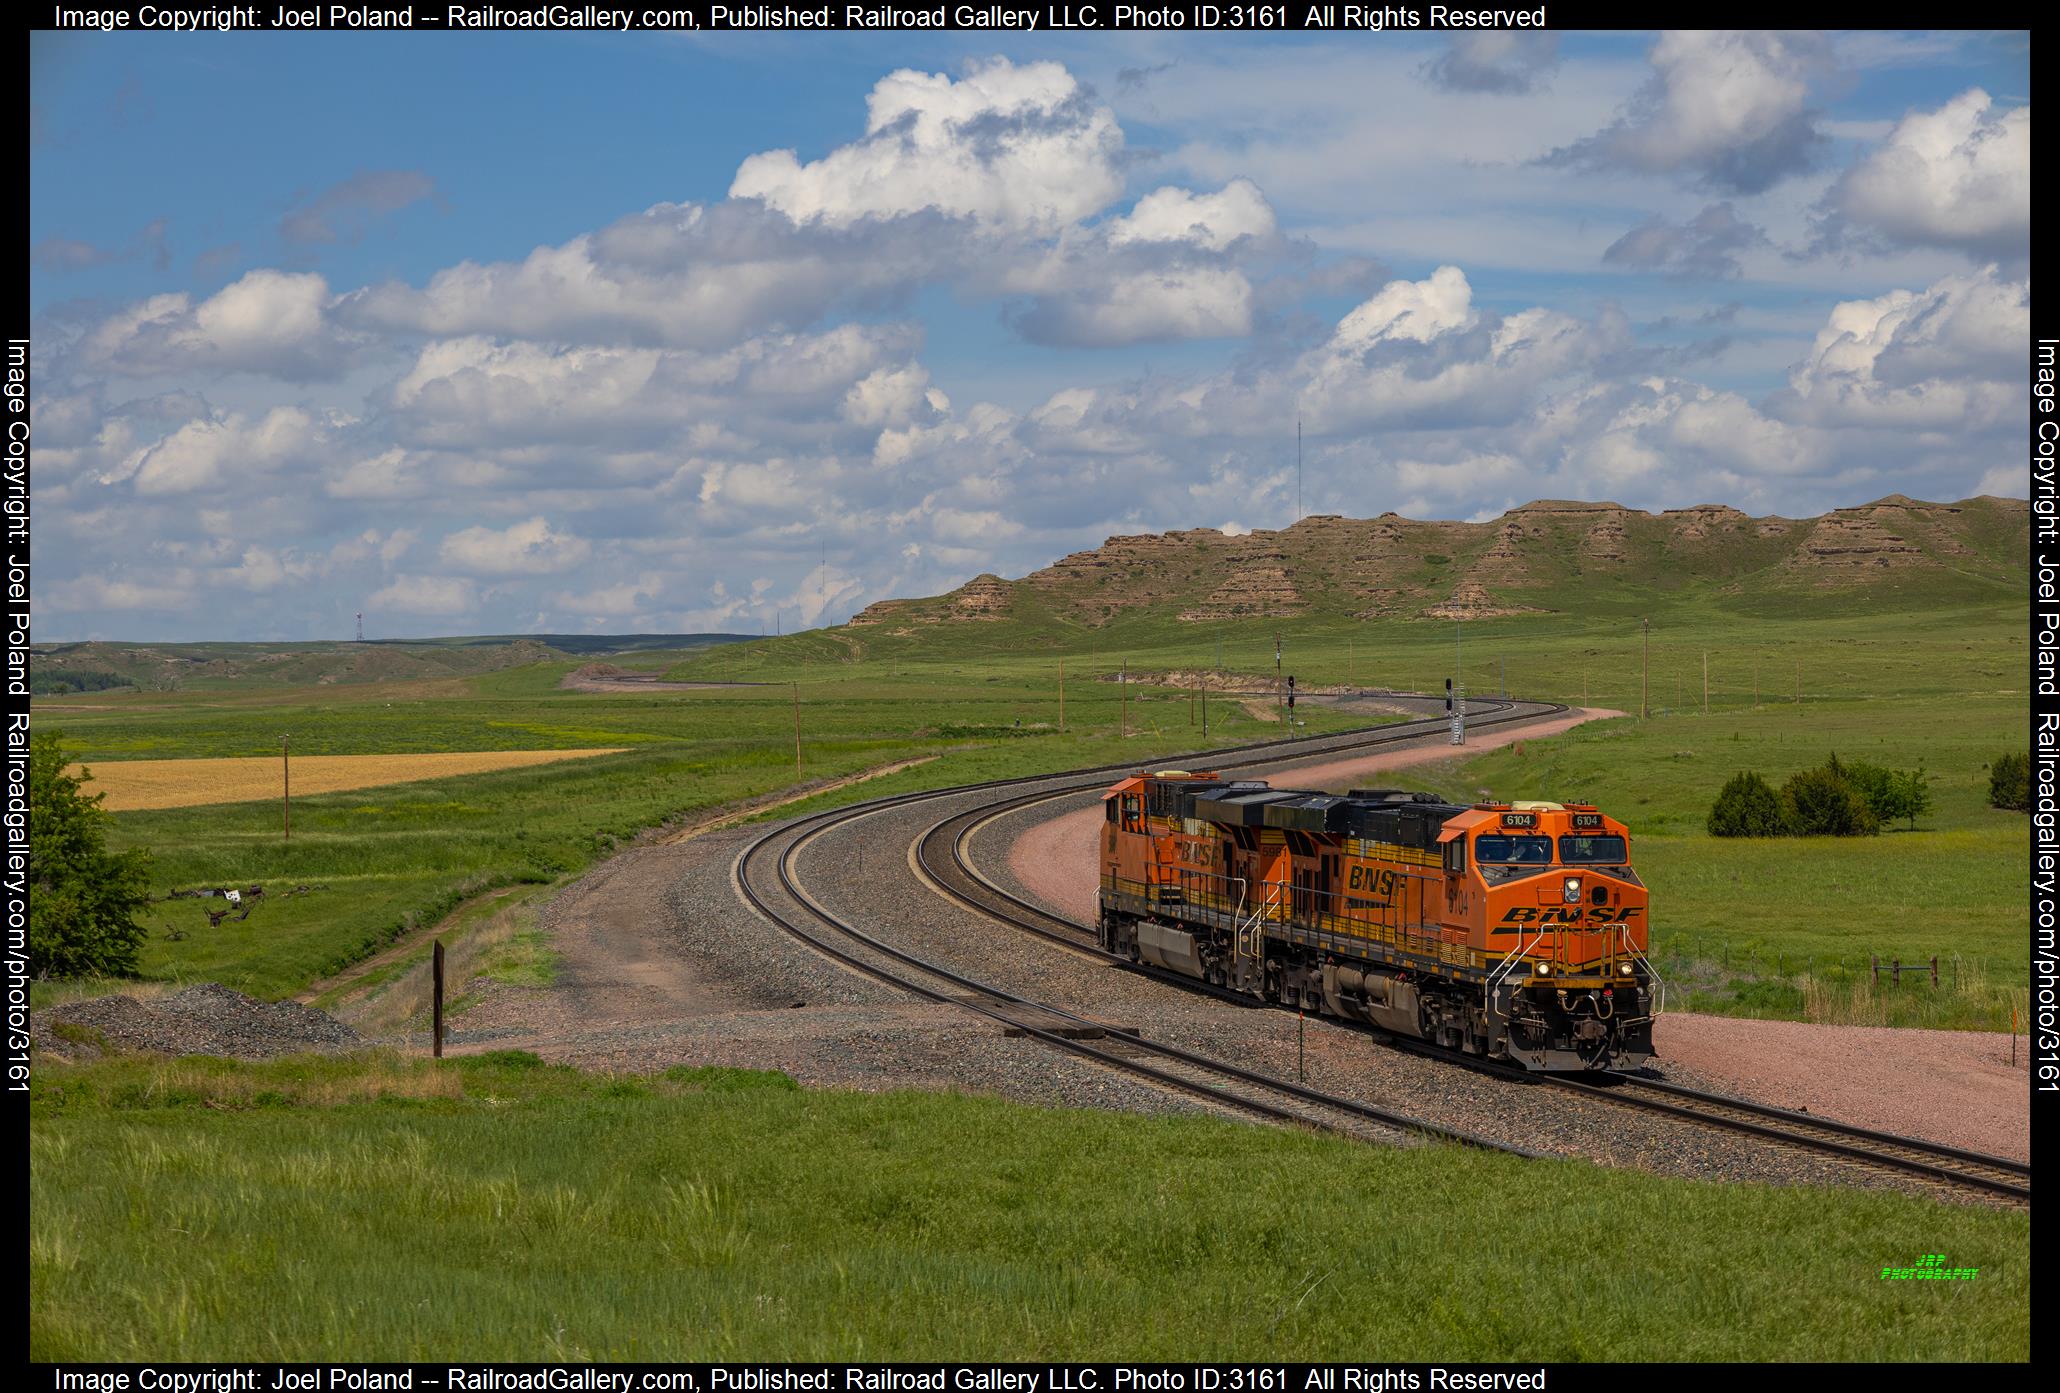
[1559, 835, 1628, 864]
[1475, 835, 1553, 864]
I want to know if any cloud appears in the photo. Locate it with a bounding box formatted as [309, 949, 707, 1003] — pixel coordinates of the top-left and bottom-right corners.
[1770, 266, 2027, 430]
[439, 517, 592, 575]
[33, 218, 169, 274]
[1816, 89, 2029, 261]
[1603, 202, 1766, 278]
[1107, 180, 1276, 250]
[366, 574, 477, 615]
[79, 269, 358, 380]
[106, 406, 324, 496]
[729, 58, 1125, 233]
[1422, 33, 1561, 94]
[281, 169, 440, 245]
[1545, 31, 1830, 192]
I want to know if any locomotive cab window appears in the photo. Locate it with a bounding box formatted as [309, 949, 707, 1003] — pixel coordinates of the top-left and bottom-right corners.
[1443, 838, 1466, 874]
[1475, 835, 1553, 864]
[1559, 835, 1627, 864]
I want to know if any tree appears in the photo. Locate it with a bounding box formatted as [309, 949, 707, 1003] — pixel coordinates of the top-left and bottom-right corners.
[1708, 771, 1784, 837]
[1780, 762, 1880, 837]
[28, 732, 155, 978]
[1845, 759, 1932, 830]
[1990, 751, 2031, 812]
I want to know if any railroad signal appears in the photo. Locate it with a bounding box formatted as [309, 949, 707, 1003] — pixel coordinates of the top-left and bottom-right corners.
[1445, 677, 1453, 713]
[1286, 674, 1296, 712]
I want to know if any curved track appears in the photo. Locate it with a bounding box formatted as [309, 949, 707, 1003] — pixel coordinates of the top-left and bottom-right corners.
[916, 760, 2032, 1206]
[734, 700, 1563, 1157]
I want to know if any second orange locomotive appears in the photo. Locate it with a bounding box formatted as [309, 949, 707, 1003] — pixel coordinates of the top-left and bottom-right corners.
[1097, 772, 1660, 1071]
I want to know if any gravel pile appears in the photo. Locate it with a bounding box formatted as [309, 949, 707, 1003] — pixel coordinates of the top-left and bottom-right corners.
[42, 983, 361, 1060]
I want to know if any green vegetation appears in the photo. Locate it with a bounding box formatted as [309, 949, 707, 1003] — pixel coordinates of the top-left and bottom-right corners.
[1989, 750, 2030, 811]
[1708, 771, 1784, 838]
[29, 1050, 2029, 1361]
[31, 493, 2029, 1029]
[28, 733, 155, 979]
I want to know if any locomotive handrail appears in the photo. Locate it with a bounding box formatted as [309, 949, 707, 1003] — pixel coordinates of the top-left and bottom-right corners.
[1485, 931, 1547, 1018]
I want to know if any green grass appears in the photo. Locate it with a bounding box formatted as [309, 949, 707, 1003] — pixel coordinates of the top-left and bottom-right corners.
[36, 588, 2029, 1029]
[29, 1051, 2030, 1361]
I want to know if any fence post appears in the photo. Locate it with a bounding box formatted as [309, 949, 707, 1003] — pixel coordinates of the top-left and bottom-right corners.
[433, 939, 445, 1059]
[1893, 957, 1902, 986]
[1871, 953, 1879, 986]
[1930, 955, 1938, 987]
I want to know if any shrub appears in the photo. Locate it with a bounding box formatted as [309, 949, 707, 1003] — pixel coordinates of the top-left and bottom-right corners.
[27, 732, 156, 978]
[1780, 761, 1880, 837]
[1990, 751, 2031, 812]
[1845, 759, 1934, 830]
[1707, 771, 1784, 837]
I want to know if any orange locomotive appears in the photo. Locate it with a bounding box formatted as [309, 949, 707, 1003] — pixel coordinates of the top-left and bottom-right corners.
[1097, 772, 1660, 1071]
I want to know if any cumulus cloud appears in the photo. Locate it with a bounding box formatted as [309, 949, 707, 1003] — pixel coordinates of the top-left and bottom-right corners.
[1603, 202, 1765, 278]
[79, 269, 358, 380]
[1422, 33, 1561, 94]
[1546, 31, 1830, 192]
[1107, 180, 1276, 250]
[367, 574, 477, 615]
[1770, 266, 2027, 429]
[439, 517, 592, 575]
[105, 406, 325, 496]
[1817, 89, 2029, 261]
[729, 58, 1124, 232]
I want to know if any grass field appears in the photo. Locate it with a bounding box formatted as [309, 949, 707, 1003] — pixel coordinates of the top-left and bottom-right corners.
[71, 748, 630, 811]
[32, 579, 2029, 1028]
[28, 1050, 2030, 1362]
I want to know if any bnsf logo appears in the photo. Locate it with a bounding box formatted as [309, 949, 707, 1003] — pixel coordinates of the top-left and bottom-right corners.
[1347, 866, 1400, 905]
[1500, 906, 1643, 924]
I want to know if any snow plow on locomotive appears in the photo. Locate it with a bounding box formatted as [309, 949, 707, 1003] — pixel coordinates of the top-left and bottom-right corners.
[1096, 771, 1661, 1071]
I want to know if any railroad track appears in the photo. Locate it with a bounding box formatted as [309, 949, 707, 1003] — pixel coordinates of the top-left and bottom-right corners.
[733, 700, 1567, 1158]
[914, 745, 2034, 1208]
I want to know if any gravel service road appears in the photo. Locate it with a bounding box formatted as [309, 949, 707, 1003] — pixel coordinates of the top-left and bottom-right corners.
[991, 711, 2029, 1166]
[442, 703, 2016, 1203]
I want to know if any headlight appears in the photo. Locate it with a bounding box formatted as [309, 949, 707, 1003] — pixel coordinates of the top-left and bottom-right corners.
[1535, 962, 1551, 976]
[1618, 961, 1634, 976]
[1563, 877, 1581, 904]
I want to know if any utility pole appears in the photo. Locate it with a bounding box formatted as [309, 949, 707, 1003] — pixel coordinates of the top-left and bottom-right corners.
[1296, 419, 1303, 523]
[1202, 674, 1209, 738]
[792, 683, 802, 776]
[1190, 671, 1196, 726]
[1059, 658, 1065, 733]
[1274, 633, 1283, 709]
[1640, 618, 1649, 719]
[282, 735, 291, 842]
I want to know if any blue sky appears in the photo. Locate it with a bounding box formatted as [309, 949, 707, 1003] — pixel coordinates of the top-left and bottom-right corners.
[31, 29, 2032, 639]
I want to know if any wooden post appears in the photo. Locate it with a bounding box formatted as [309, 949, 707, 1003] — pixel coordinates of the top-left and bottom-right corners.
[432, 939, 445, 1059]
[1703, 650, 1708, 716]
[792, 683, 802, 776]
[1120, 661, 1128, 738]
[1190, 670, 1196, 725]
[282, 735, 291, 842]
[1297, 1010, 1305, 1082]
[1059, 658, 1065, 733]
[1202, 674, 1209, 738]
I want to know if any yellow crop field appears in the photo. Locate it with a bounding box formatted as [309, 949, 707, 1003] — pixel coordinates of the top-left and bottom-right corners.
[74, 749, 632, 811]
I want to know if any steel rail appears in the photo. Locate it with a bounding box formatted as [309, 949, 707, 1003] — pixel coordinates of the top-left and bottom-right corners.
[731, 703, 1575, 1157]
[923, 751, 2034, 1205]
